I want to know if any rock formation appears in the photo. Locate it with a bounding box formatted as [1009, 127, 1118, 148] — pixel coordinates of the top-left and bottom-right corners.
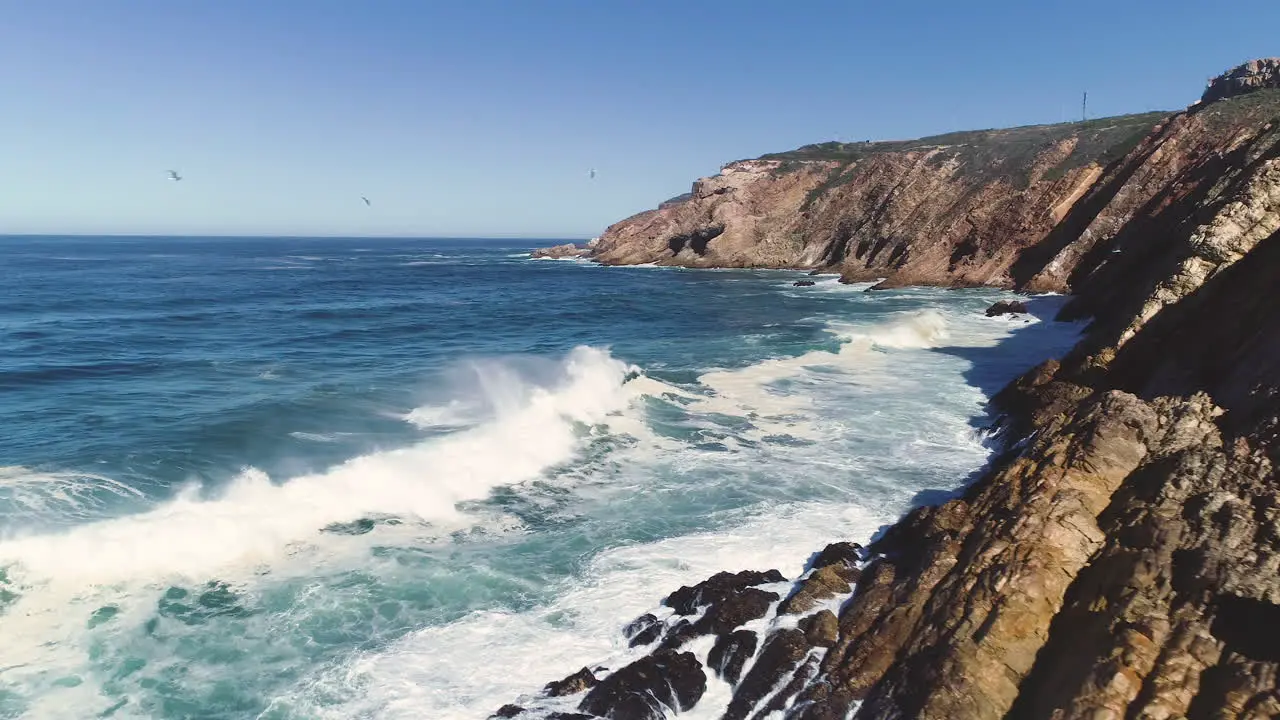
[503, 59, 1280, 720]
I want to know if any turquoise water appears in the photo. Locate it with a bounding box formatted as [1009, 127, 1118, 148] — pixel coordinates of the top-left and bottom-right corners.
[0, 236, 1078, 719]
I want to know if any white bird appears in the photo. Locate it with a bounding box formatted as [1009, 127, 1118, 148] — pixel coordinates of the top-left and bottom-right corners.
[167, 170, 182, 182]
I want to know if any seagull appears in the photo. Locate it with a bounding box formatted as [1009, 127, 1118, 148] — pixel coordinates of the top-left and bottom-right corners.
[588, 169, 596, 180]
[361, 196, 371, 206]
[167, 170, 182, 182]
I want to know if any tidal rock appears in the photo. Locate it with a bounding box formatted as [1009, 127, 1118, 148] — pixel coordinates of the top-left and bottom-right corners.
[708, 629, 759, 685]
[985, 300, 1029, 317]
[491, 705, 524, 718]
[532, 243, 591, 259]
[809, 541, 863, 569]
[579, 650, 705, 720]
[622, 613, 662, 648]
[778, 564, 858, 615]
[800, 610, 840, 647]
[664, 569, 785, 615]
[546, 714, 595, 720]
[793, 279, 816, 286]
[693, 586, 778, 636]
[722, 629, 811, 720]
[544, 667, 598, 697]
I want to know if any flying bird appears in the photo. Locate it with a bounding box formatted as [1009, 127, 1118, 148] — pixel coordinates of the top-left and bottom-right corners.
[588, 169, 596, 180]
[167, 170, 182, 182]
[361, 196, 371, 206]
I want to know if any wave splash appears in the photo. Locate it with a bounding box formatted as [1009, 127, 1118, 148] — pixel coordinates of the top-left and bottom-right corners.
[0, 346, 647, 589]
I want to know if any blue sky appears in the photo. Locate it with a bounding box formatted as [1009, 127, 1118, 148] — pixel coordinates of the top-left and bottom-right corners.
[0, 1, 1274, 238]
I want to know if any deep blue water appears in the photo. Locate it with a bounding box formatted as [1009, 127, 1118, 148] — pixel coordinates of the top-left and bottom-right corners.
[0, 236, 1078, 719]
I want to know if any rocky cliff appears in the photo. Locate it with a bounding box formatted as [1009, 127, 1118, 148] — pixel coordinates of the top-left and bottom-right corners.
[555, 59, 1280, 296]
[503, 60, 1280, 719]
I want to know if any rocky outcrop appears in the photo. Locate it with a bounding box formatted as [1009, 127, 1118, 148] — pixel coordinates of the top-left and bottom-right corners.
[532, 243, 592, 259]
[505, 59, 1280, 720]
[985, 299, 1028, 316]
[1201, 58, 1280, 104]
[539, 63, 1280, 300]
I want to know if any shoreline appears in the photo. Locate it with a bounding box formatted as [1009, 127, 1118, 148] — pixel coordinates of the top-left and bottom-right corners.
[497, 60, 1280, 719]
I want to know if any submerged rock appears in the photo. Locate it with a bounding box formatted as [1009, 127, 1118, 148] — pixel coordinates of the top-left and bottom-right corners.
[579, 650, 705, 720]
[491, 704, 524, 718]
[793, 279, 816, 286]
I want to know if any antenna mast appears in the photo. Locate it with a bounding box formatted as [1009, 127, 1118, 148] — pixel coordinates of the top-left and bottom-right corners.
[1082, 91, 1088, 123]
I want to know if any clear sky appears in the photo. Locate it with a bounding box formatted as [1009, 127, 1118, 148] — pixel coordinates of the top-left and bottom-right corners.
[1, 1, 1275, 238]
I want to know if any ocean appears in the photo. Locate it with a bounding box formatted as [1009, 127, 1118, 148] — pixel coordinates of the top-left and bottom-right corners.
[0, 236, 1080, 719]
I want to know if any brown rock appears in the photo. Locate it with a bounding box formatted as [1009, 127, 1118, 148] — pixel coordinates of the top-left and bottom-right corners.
[544, 667, 598, 697]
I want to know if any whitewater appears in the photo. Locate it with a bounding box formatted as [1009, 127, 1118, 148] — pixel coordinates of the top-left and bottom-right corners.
[0, 237, 1081, 719]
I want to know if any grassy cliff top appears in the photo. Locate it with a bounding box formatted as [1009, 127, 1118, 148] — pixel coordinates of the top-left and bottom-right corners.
[759, 112, 1173, 164]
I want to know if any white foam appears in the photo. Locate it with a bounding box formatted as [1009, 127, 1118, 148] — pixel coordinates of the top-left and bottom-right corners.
[283, 503, 888, 720]
[0, 348, 651, 591]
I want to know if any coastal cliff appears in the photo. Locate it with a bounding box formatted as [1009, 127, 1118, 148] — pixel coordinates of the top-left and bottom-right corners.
[506, 59, 1280, 719]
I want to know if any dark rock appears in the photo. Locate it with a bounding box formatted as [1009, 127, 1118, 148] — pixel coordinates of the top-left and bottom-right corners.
[664, 569, 785, 615]
[985, 299, 1029, 317]
[544, 667, 598, 697]
[809, 541, 863, 570]
[800, 610, 840, 647]
[623, 613, 662, 648]
[693, 586, 778, 636]
[793, 279, 816, 286]
[708, 629, 759, 685]
[657, 618, 699, 650]
[492, 705, 524, 718]
[722, 629, 811, 720]
[753, 653, 823, 719]
[579, 650, 706, 720]
[547, 714, 596, 720]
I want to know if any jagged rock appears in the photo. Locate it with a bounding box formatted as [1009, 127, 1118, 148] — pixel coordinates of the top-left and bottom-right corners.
[544, 667, 598, 697]
[663, 569, 785, 615]
[532, 243, 591, 259]
[623, 613, 662, 648]
[722, 629, 812, 720]
[547, 714, 595, 720]
[491, 705, 524, 718]
[778, 564, 858, 615]
[1201, 57, 1280, 104]
[800, 610, 840, 648]
[793, 279, 816, 286]
[809, 541, 863, 570]
[708, 629, 759, 685]
[985, 300, 1029, 317]
[579, 650, 705, 720]
[657, 618, 698, 650]
[694, 587, 778, 636]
